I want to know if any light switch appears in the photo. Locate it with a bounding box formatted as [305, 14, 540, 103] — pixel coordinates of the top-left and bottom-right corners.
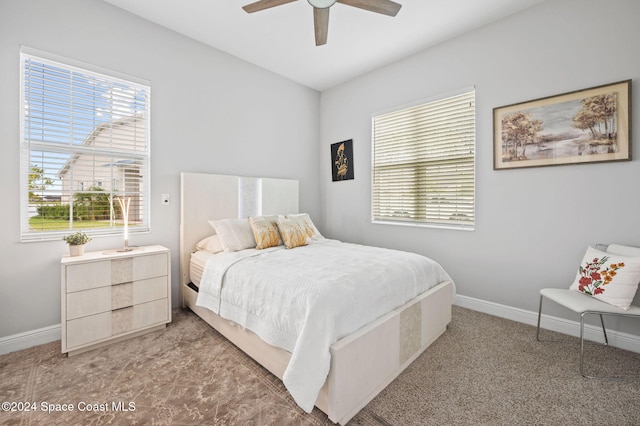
[161, 193, 170, 205]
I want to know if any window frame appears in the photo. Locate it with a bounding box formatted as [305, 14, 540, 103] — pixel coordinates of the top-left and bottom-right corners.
[19, 47, 151, 242]
[371, 87, 476, 231]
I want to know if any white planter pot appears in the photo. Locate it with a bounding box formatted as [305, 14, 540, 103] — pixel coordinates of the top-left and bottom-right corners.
[69, 244, 85, 257]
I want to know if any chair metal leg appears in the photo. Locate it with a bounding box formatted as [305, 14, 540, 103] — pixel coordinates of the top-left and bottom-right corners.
[536, 295, 544, 342]
[581, 311, 611, 379]
[537, 295, 568, 343]
[579, 311, 639, 380]
[580, 313, 588, 378]
[599, 314, 609, 346]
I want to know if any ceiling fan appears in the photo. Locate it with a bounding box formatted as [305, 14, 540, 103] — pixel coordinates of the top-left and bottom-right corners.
[242, 0, 402, 46]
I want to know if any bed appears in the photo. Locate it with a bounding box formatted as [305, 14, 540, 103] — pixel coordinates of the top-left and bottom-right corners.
[180, 172, 455, 424]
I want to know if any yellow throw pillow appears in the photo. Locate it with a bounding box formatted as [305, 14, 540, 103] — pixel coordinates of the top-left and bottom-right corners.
[286, 213, 324, 240]
[249, 216, 282, 249]
[276, 218, 309, 249]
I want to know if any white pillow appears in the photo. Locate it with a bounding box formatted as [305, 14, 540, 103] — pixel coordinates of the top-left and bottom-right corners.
[208, 218, 256, 252]
[195, 234, 224, 254]
[569, 246, 640, 310]
[286, 213, 324, 240]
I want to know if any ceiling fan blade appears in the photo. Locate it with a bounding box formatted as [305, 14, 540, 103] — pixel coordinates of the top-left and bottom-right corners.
[242, 0, 297, 13]
[337, 0, 402, 17]
[313, 7, 330, 46]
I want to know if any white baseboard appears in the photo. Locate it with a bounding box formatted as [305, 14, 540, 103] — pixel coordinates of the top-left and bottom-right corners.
[454, 294, 640, 353]
[0, 324, 60, 356]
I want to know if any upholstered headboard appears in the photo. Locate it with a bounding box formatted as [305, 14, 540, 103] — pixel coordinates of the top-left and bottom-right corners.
[179, 172, 299, 292]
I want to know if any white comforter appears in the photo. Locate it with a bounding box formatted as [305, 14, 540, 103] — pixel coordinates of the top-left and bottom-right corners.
[195, 239, 453, 413]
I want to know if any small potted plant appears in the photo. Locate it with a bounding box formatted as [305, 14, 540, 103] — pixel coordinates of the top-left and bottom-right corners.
[63, 231, 92, 256]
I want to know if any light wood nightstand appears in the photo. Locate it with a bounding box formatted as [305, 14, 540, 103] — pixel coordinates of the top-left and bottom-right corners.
[61, 245, 171, 356]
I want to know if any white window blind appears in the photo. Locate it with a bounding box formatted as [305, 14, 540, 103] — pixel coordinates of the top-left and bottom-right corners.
[20, 48, 151, 241]
[372, 89, 475, 229]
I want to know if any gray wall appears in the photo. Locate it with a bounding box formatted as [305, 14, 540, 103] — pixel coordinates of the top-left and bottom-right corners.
[0, 0, 321, 337]
[319, 0, 640, 334]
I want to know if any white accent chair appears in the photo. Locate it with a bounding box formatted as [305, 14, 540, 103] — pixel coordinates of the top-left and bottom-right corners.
[536, 244, 640, 379]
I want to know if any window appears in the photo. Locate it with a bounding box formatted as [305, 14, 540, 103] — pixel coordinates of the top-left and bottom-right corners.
[372, 89, 475, 229]
[20, 48, 151, 241]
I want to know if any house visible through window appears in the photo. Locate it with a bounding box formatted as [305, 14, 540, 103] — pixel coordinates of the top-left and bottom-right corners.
[372, 88, 475, 229]
[20, 47, 151, 241]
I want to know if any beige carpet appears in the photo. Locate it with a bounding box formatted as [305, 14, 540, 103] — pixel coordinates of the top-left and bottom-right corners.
[1, 306, 639, 425]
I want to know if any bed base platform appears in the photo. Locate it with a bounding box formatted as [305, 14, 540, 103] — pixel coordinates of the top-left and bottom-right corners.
[182, 279, 453, 425]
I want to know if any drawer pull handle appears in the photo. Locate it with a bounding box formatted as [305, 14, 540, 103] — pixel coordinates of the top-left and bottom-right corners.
[112, 305, 133, 311]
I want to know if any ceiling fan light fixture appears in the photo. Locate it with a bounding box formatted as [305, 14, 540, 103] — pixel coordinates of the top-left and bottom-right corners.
[308, 0, 336, 9]
[243, 0, 402, 46]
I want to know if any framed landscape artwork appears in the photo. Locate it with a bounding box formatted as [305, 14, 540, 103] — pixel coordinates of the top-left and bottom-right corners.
[493, 80, 631, 170]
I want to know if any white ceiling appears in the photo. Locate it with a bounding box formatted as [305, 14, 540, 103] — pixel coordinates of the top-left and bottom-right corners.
[103, 0, 546, 91]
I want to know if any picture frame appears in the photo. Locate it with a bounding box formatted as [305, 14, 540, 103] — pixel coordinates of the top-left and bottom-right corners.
[331, 139, 354, 181]
[493, 80, 631, 170]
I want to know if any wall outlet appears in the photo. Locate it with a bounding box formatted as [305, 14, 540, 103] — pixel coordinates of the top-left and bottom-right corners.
[161, 193, 170, 205]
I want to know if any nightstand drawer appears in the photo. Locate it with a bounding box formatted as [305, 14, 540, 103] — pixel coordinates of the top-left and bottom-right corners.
[66, 253, 169, 293]
[111, 253, 168, 284]
[133, 298, 169, 327]
[133, 276, 168, 304]
[66, 311, 111, 348]
[66, 286, 112, 320]
[133, 254, 168, 281]
[66, 261, 111, 292]
[111, 299, 168, 336]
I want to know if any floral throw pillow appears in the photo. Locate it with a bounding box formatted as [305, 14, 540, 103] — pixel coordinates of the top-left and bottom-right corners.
[569, 246, 640, 310]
